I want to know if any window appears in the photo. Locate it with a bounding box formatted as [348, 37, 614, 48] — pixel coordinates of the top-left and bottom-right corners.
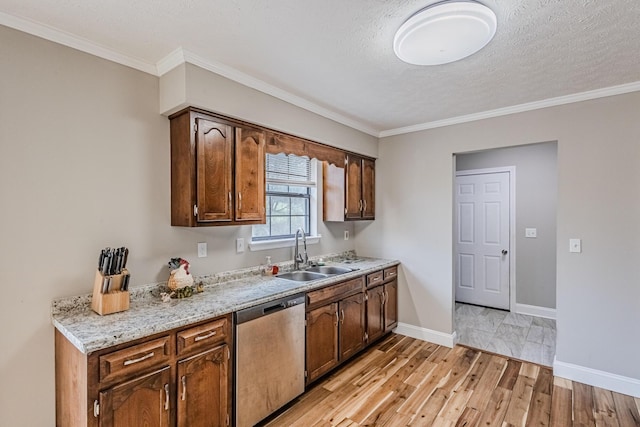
[252, 153, 315, 241]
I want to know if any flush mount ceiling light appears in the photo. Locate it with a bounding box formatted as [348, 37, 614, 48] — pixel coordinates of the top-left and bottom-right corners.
[393, 1, 497, 66]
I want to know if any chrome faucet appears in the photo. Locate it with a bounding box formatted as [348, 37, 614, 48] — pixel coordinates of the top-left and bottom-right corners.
[293, 228, 308, 270]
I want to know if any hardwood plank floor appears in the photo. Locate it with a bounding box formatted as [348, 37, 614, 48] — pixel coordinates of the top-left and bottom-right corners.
[263, 334, 640, 427]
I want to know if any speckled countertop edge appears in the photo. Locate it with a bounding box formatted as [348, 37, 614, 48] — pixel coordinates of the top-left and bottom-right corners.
[52, 254, 399, 354]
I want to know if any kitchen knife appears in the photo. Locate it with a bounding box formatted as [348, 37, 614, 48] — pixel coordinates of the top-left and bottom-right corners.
[98, 250, 105, 272]
[122, 248, 129, 270]
[121, 273, 130, 291]
[101, 251, 111, 276]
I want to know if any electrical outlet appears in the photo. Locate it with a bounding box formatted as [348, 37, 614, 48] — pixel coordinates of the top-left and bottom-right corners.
[525, 228, 537, 238]
[197, 242, 207, 258]
[344, 230, 349, 240]
[236, 238, 245, 253]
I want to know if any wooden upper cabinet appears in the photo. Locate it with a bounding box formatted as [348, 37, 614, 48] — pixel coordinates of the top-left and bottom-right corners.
[361, 158, 375, 219]
[169, 108, 265, 227]
[325, 154, 376, 221]
[345, 155, 364, 219]
[235, 126, 265, 222]
[196, 118, 234, 222]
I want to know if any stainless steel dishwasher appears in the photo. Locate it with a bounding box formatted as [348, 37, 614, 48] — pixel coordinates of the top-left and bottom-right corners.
[234, 293, 306, 427]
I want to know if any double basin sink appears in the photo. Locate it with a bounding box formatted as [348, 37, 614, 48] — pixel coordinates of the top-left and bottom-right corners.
[277, 265, 356, 282]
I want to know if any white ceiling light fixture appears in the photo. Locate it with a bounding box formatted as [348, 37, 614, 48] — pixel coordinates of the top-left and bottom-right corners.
[394, 1, 497, 66]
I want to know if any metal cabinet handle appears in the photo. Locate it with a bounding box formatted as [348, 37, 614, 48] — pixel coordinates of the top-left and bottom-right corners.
[334, 311, 339, 326]
[238, 192, 242, 211]
[93, 400, 99, 417]
[123, 352, 154, 366]
[363, 200, 367, 212]
[194, 330, 217, 342]
[358, 200, 363, 212]
[373, 276, 382, 282]
[228, 192, 232, 208]
[181, 376, 186, 401]
[164, 384, 170, 410]
[340, 309, 345, 324]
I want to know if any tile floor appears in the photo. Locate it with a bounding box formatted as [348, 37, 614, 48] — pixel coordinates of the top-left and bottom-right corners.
[455, 302, 556, 367]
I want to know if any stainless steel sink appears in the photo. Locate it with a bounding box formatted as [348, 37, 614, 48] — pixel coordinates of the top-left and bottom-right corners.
[276, 271, 328, 282]
[305, 266, 354, 275]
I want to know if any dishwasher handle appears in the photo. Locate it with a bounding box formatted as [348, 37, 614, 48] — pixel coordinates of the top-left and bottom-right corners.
[263, 302, 287, 315]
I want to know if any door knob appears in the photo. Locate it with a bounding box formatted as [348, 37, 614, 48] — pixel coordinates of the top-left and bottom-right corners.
[502, 249, 508, 255]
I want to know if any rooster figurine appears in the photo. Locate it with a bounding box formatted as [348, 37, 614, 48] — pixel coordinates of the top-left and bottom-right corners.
[167, 258, 194, 291]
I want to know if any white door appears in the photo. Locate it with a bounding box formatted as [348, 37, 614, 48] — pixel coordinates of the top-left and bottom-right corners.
[455, 171, 510, 310]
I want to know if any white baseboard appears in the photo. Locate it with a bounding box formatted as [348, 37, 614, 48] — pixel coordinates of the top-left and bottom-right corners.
[515, 303, 556, 320]
[553, 357, 640, 398]
[394, 322, 456, 348]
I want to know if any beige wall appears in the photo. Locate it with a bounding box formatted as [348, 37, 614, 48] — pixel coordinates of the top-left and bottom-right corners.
[456, 142, 558, 309]
[160, 63, 378, 158]
[357, 91, 640, 381]
[0, 25, 376, 425]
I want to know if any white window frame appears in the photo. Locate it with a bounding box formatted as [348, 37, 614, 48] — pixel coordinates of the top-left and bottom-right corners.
[249, 157, 321, 251]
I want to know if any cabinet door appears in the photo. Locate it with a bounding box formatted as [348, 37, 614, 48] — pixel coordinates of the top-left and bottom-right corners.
[306, 303, 339, 383]
[339, 293, 365, 361]
[235, 126, 265, 221]
[384, 280, 398, 331]
[196, 118, 234, 222]
[361, 158, 375, 219]
[366, 285, 385, 343]
[99, 366, 171, 427]
[177, 345, 230, 427]
[345, 155, 363, 219]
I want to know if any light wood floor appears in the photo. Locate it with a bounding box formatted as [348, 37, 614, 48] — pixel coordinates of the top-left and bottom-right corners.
[264, 334, 640, 427]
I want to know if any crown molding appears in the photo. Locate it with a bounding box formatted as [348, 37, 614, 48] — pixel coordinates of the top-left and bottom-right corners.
[0, 11, 157, 75]
[379, 80, 640, 138]
[156, 48, 380, 137]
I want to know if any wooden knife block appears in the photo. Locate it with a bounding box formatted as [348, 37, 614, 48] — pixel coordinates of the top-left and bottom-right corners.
[91, 269, 130, 316]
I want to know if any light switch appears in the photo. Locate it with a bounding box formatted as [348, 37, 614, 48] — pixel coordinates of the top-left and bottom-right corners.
[525, 228, 537, 238]
[569, 238, 581, 253]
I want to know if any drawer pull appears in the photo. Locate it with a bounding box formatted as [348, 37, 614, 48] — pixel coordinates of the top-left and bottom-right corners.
[372, 276, 382, 282]
[123, 351, 155, 366]
[387, 272, 396, 276]
[194, 330, 217, 342]
[164, 384, 170, 410]
[181, 375, 187, 401]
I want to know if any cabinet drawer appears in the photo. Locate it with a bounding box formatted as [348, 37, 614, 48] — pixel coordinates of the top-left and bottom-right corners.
[366, 271, 384, 288]
[99, 336, 172, 383]
[177, 316, 229, 356]
[307, 277, 364, 307]
[384, 266, 398, 281]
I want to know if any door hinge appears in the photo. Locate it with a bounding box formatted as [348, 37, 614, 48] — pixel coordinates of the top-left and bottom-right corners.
[344, 207, 347, 215]
[364, 293, 368, 301]
[304, 370, 308, 378]
[193, 204, 198, 217]
[93, 400, 100, 417]
[364, 332, 369, 342]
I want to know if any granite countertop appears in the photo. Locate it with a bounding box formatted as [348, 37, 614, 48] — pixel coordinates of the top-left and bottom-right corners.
[52, 254, 399, 354]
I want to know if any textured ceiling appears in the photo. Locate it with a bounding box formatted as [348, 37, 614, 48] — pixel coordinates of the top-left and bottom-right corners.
[1, 0, 639, 135]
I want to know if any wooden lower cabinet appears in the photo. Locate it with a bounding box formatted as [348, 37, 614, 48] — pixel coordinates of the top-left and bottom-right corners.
[55, 314, 232, 427]
[366, 285, 385, 343]
[177, 344, 230, 427]
[338, 293, 365, 360]
[99, 366, 172, 427]
[305, 278, 366, 385]
[384, 279, 398, 331]
[366, 268, 399, 346]
[306, 302, 340, 383]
